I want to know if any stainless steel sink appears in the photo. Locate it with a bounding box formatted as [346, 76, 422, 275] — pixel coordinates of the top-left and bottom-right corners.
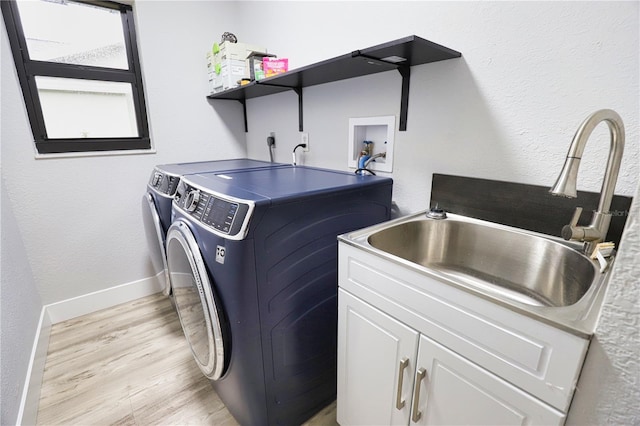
[340, 212, 613, 336]
[367, 219, 596, 308]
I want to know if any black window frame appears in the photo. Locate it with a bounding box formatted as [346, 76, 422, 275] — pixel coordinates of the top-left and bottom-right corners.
[1, 0, 151, 154]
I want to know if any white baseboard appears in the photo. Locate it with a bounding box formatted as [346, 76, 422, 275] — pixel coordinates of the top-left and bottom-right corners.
[17, 274, 164, 424]
[46, 274, 163, 324]
[17, 307, 51, 426]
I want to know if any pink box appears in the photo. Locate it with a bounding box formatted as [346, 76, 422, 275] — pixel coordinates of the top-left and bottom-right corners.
[263, 57, 288, 77]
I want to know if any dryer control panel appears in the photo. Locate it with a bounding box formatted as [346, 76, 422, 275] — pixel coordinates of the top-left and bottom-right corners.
[148, 169, 180, 196]
[174, 183, 252, 239]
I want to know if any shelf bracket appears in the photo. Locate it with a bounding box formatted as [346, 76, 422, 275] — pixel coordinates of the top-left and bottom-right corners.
[250, 82, 304, 131]
[356, 53, 411, 131]
[238, 98, 248, 132]
[293, 87, 303, 131]
[397, 65, 410, 131]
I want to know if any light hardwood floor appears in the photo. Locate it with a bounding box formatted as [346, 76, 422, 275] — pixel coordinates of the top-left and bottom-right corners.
[36, 293, 338, 425]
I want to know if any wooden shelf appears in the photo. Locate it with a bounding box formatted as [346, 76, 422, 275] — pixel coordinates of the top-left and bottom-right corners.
[207, 35, 462, 132]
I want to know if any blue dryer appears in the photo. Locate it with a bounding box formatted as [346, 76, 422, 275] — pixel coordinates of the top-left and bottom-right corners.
[165, 166, 392, 425]
[142, 159, 285, 296]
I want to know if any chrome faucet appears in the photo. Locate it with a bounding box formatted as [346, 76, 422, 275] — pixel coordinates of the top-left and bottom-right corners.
[550, 109, 625, 255]
[364, 152, 387, 168]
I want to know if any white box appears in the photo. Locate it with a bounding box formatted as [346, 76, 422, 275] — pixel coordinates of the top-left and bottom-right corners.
[215, 41, 265, 62]
[213, 60, 247, 93]
[206, 51, 215, 74]
[207, 41, 267, 92]
[207, 71, 217, 95]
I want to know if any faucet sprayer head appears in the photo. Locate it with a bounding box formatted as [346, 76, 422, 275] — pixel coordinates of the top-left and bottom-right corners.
[549, 156, 581, 198]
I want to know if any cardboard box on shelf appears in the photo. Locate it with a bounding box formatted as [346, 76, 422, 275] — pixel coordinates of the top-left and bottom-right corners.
[213, 59, 247, 94]
[207, 41, 268, 93]
[262, 57, 289, 78]
[214, 41, 265, 63]
[207, 71, 216, 95]
[247, 51, 276, 81]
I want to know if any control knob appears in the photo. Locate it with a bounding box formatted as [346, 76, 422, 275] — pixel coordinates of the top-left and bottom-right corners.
[184, 189, 200, 212]
[152, 172, 163, 187]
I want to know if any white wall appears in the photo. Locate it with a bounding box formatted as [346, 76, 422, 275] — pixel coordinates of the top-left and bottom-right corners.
[567, 185, 640, 425]
[239, 1, 638, 216]
[1, 1, 246, 306]
[0, 179, 44, 426]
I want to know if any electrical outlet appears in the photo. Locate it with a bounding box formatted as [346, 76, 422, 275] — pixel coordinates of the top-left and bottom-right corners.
[301, 133, 309, 152]
[267, 132, 276, 147]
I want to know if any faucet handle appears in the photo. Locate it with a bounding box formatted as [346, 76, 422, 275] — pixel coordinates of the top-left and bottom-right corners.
[569, 207, 583, 226]
[561, 207, 583, 240]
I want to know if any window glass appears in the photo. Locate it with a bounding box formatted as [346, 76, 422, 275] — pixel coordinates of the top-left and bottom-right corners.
[16, 0, 128, 70]
[2, 0, 150, 153]
[35, 76, 138, 138]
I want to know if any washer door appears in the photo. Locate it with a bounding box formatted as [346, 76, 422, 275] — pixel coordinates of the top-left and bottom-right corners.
[142, 193, 170, 296]
[166, 220, 227, 380]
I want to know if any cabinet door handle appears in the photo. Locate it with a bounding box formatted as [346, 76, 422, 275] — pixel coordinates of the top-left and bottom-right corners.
[395, 357, 409, 410]
[411, 368, 427, 423]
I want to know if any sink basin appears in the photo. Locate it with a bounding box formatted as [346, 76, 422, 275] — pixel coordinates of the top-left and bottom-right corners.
[339, 212, 612, 336]
[367, 218, 597, 307]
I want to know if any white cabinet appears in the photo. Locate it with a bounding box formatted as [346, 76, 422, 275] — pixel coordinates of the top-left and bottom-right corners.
[337, 289, 418, 426]
[337, 242, 589, 426]
[337, 290, 564, 426]
[415, 334, 563, 425]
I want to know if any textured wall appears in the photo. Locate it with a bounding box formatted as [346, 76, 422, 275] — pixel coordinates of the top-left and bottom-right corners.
[236, 1, 640, 420]
[0, 179, 43, 426]
[239, 1, 638, 216]
[567, 185, 640, 424]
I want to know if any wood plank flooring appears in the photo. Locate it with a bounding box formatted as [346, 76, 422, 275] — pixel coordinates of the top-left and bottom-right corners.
[36, 293, 338, 425]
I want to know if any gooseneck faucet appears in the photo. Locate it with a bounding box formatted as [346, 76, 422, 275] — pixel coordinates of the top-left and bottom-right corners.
[549, 109, 625, 255]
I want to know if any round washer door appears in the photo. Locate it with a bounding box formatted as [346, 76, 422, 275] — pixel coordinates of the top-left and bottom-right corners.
[141, 193, 170, 296]
[166, 220, 227, 380]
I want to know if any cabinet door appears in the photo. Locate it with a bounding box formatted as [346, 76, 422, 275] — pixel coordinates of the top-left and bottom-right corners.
[411, 334, 565, 426]
[338, 289, 419, 426]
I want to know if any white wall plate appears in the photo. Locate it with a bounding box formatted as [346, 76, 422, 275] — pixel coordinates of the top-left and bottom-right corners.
[348, 115, 395, 173]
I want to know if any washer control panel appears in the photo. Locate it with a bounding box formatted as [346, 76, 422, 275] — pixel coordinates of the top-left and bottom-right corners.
[174, 183, 252, 238]
[148, 169, 179, 196]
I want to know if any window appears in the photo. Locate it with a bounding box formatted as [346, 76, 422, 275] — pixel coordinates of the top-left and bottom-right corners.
[1, 0, 150, 154]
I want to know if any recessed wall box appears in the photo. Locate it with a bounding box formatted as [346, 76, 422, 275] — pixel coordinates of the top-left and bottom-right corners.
[348, 116, 395, 173]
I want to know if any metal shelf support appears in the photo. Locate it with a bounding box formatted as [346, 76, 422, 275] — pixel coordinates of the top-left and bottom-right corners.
[239, 98, 247, 132]
[398, 65, 411, 132]
[294, 87, 303, 132]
